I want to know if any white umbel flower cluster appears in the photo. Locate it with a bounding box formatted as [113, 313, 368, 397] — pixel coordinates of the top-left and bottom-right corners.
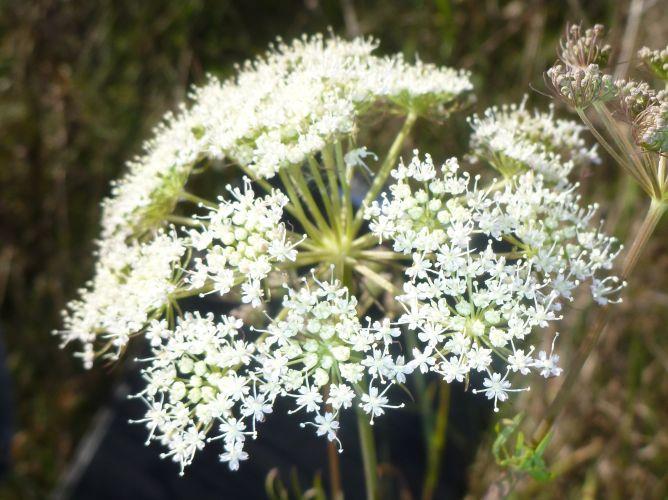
[255, 275, 408, 444]
[59, 231, 185, 368]
[365, 152, 619, 410]
[97, 34, 472, 242]
[101, 108, 206, 242]
[491, 172, 623, 304]
[638, 44, 668, 81]
[468, 97, 600, 181]
[191, 34, 472, 179]
[134, 312, 269, 473]
[58, 31, 623, 477]
[186, 177, 298, 305]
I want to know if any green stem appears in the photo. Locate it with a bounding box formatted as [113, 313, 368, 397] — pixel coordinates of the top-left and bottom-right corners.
[620, 198, 666, 277]
[352, 233, 381, 249]
[657, 155, 667, 200]
[307, 155, 336, 223]
[289, 164, 332, 235]
[353, 263, 401, 295]
[169, 283, 214, 300]
[358, 250, 410, 261]
[576, 108, 630, 174]
[422, 382, 450, 500]
[405, 331, 434, 446]
[165, 214, 204, 228]
[530, 198, 666, 446]
[352, 112, 418, 235]
[179, 191, 217, 209]
[356, 408, 378, 500]
[592, 102, 657, 197]
[335, 141, 353, 241]
[323, 146, 343, 242]
[278, 169, 323, 242]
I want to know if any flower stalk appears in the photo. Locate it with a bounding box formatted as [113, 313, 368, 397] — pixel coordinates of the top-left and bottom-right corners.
[422, 382, 451, 500]
[352, 111, 418, 235]
[357, 408, 379, 500]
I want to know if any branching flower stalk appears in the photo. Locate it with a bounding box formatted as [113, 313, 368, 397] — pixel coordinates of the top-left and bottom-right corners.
[56, 33, 624, 498]
[531, 24, 667, 449]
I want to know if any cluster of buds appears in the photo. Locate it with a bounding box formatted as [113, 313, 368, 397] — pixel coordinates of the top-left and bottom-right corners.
[547, 23, 667, 200]
[638, 44, 668, 81]
[614, 80, 662, 121]
[558, 24, 611, 69]
[634, 101, 668, 155]
[547, 63, 616, 109]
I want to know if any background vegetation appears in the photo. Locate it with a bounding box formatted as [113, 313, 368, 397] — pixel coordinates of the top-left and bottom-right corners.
[0, 0, 666, 498]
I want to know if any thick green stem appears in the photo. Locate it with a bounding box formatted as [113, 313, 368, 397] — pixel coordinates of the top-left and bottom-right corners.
[352, 112, 417, 235]
[530, 198, 666, 446]
[356, 408, 378, 500]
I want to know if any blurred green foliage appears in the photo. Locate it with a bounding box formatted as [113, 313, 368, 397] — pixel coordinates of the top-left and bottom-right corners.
[0, 0, 665, 498]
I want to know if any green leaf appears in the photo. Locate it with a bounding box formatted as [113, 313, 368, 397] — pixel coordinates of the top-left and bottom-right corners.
[492, 413, 554, 483]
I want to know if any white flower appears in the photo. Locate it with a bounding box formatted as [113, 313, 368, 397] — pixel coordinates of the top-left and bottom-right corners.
[473, 371, 528, 413]
[328, 384, 355, 410]
[508, 348, 534, 375]
[220, 441, 249, 471]
[132, 312, 265, 473]
[366, 151, 620, 409]
[100, 107, 206, 242]
[535, 351, 563, 378]
[294, 385, 324, 413]
[192, 33, 472, 179]
[492, 171, 623, 303]
[57, 231, 185, 364]
[57, 28, 627, 477]
[468, 97, 600, 182]
[314, 412, 340, 441]
[360, 385, 404, 425]
[638, 44, 668, 80]
[255, 274, 408, 440]
[186, 178, 298, 304]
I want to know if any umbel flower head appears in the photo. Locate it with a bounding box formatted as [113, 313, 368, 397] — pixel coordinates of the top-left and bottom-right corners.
[547, 24, 668, 201]
[255, 273, 408, 432]
[364, 151, 620, 410]
[468, 96, 600, 181]
[638, 44, 668, 81]
[57, 33, 621, 475]
[132, 312, 264, 473]
[558, 23, 611, 69]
